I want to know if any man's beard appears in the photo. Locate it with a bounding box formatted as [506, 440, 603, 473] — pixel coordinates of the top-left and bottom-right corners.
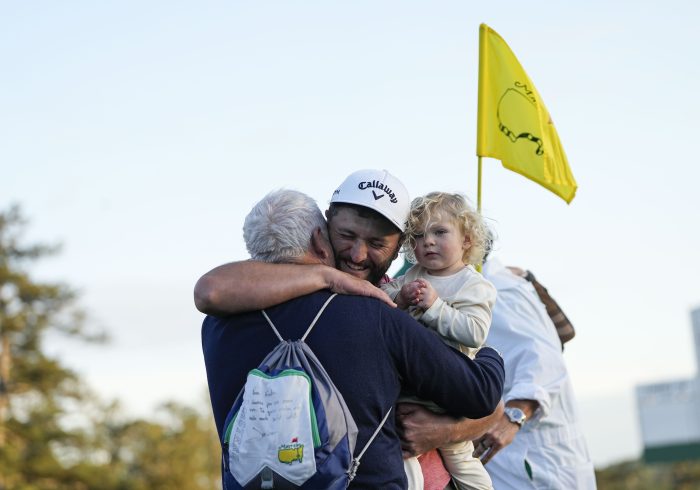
[334, 252, 394, 286]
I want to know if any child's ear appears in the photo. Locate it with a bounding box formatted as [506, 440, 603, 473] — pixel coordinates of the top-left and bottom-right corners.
[463, 235, 472, 250]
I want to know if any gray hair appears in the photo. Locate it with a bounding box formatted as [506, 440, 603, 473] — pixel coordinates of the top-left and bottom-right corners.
[243, 189, 328, 263]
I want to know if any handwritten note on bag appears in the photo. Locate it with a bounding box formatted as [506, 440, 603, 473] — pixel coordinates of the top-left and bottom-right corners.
[229, 369, 317, 486]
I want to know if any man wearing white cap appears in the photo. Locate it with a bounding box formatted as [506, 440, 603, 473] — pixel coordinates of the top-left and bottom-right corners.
[195, 169, 502, 489]
[195, 169, 410, 312]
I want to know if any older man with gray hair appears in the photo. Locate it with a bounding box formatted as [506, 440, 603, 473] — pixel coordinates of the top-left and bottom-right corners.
[242, 188, 331, 264]
[201, 189, 505, 489]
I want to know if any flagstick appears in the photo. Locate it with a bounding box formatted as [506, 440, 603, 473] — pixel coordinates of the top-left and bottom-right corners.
[477, 156, 483, 213]
[476, 156, 483, 272]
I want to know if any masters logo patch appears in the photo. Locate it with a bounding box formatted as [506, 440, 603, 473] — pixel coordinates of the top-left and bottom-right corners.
[278, 439, 304, 464]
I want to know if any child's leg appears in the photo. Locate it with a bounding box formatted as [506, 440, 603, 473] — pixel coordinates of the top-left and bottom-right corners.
[403, 456, 424, 490]
[440, 441, 493, 490]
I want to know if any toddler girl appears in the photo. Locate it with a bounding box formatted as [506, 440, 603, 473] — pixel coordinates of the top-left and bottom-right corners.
[382, 191, 496, 490]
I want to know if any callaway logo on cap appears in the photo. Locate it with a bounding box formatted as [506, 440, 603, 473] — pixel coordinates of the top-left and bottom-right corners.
[330, 169, 410, 232]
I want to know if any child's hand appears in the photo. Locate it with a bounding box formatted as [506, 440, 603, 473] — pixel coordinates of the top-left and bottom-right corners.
[413, 279, 437, 310]
[397, 281, 422, 310]
[399, 279, 437, 310]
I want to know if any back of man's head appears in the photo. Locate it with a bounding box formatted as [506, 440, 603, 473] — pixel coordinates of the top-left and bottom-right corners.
[243, 189, 328, 263]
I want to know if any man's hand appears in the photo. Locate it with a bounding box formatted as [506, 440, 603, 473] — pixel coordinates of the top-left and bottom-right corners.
[326, 268, 396, 307]
[396, 402, 503, 458]
[472, 413, 519, 464]
[396, 403, 457, 458]
[397, 281, 421, 309]
[473, 399, 537, 464]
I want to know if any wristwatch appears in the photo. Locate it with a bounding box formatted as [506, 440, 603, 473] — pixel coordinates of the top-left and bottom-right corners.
[504, 407, 527, 428]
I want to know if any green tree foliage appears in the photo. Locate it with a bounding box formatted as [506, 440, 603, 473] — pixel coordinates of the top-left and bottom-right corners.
[0, 206, 220, 489]
[98, 402, 221, 489]
[0, 204, 97, 488]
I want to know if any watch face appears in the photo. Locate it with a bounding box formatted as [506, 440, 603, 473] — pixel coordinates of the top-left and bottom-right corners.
[505, 407, 526, 425]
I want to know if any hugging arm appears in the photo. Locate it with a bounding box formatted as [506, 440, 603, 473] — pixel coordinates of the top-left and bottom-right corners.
[384, 307, 505, 456]
[194, 260, 395, 315]
[397, 401, 505, 458]
[387, 309, 505, 418]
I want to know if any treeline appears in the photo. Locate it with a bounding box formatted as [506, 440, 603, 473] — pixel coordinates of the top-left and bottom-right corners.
[0, 206, 220, 489]
[595, 459, 700, 489]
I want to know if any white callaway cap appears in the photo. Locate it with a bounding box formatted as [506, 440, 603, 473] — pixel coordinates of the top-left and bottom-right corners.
[330, 169, 410, 232]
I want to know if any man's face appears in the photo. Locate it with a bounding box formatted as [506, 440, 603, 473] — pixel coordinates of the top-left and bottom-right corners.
[326, 206, 401, 286]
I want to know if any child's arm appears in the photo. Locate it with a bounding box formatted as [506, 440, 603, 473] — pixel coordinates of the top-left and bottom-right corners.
[420, 276, 496, 348]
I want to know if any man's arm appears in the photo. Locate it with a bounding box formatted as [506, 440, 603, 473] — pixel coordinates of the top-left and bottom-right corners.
[472, 399, 538, 463]
[396, 401, 504, 458]
[194, 260, 395, 315]
[386, 308, 505, 418]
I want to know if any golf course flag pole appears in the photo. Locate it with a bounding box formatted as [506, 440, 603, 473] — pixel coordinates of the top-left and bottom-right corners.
[476, 23, 577, 206]
[477, 156, 483, 213]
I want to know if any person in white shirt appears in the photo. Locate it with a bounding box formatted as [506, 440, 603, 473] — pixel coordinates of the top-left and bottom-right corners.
[383, 191, 496, 490]
[473, 258, 596, 489]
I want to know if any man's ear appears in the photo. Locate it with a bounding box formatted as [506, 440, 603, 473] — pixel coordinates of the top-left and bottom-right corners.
[391, 246, 400, 262]
[392, 234, 406, 261]
[311, 227, 333, 265]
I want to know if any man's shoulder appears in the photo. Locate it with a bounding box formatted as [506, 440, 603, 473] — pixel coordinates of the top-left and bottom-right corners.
[324, 291, 401, 314]
[315, 291, 419, 330]
[295, 290, 389, 309]
[266, 291, 400, 322]
[202, 291, 410, 333]
[202, 310, 251, 339]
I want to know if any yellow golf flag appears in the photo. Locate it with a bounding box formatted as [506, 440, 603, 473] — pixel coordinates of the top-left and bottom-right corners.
[476, 23, 577, 203]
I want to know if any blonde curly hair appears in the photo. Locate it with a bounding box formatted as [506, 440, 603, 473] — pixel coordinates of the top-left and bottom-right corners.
[403, 192, 488, 267]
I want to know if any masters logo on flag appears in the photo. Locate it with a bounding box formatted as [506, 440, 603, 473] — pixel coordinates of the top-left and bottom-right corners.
[476, 23, 577, 203]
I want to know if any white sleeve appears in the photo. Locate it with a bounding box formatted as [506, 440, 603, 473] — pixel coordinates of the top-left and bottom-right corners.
[486, 283, 568, 420]
[420, 275, 496, 349]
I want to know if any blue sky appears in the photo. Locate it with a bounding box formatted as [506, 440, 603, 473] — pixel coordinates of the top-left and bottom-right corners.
[3, 1, 700, 467]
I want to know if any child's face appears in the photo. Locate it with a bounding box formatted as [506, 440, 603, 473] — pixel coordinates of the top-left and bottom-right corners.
[413, 217, 470, 276]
